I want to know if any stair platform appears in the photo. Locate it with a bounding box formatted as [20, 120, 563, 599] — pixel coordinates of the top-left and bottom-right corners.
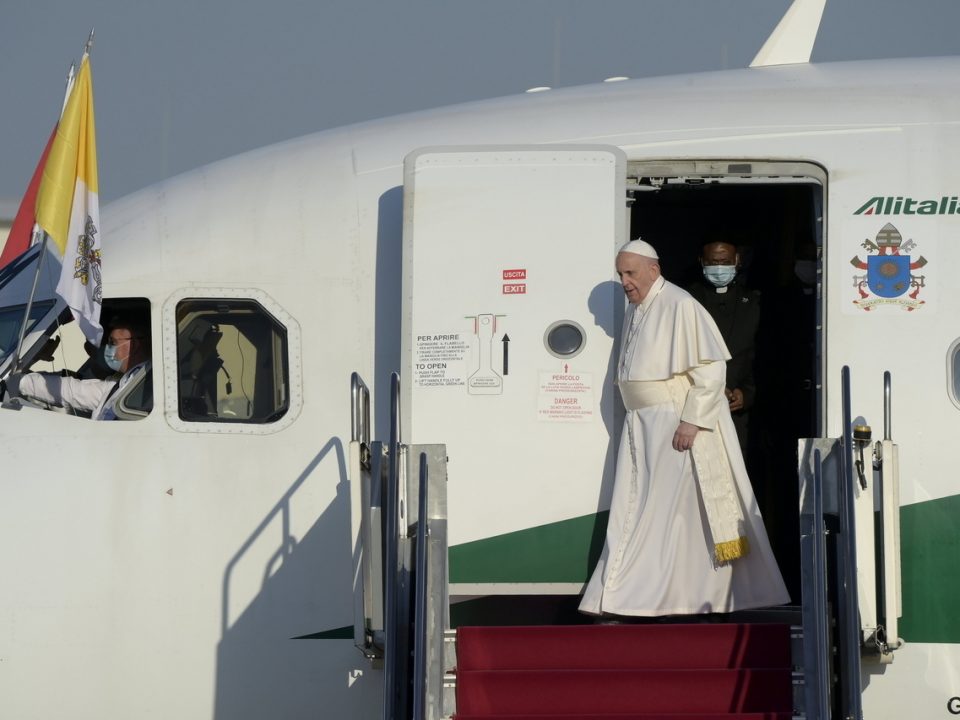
[454, 623, 794, 720]
[457, 623, 791, 671]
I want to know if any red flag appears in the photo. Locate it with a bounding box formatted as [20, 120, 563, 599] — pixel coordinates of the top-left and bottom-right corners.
[0, 127, 57, 269]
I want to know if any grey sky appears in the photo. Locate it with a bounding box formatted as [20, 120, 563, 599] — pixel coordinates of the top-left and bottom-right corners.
[3, 0, 960, 203]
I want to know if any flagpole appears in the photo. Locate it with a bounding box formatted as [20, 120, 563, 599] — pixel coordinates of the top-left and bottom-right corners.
[9, 58, 82, 373]
[10, 238, 51, 373]
[61, 62, 75, 115]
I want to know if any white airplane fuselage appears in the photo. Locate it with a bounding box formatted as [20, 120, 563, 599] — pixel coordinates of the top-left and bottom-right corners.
[1, 57, 959, 719]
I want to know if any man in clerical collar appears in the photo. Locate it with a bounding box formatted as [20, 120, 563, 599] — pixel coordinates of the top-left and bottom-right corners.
[686, 240, 760, 456]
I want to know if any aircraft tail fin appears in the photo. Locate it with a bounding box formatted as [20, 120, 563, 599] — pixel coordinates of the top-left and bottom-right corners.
[750, 0, 826, 68]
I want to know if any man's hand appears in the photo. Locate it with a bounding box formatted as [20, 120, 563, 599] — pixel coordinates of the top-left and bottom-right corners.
[23, 336, 61, 370]
[728, 387, 744, 412]
[672, 421, 699, 452]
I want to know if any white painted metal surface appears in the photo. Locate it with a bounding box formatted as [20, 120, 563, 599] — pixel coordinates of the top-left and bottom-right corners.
[401, 146, 625, 544]
[750, 0, 827, 68]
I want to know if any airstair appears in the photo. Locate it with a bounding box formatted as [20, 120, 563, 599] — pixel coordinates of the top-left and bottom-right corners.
[348, 367, 902, 720]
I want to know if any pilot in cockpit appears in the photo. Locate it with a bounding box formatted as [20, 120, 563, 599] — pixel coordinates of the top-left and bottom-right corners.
[1, 315, 151, 420]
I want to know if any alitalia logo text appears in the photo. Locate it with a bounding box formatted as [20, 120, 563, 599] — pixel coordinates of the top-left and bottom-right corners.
[854, 196, 960, 215]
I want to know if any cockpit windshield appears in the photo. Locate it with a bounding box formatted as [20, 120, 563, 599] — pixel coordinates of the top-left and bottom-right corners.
[0, 300, 57, 365]
[0, 243, 65, 376]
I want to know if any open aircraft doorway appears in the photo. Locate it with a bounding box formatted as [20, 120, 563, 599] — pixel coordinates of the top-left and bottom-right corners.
[628, 160, 826, 602]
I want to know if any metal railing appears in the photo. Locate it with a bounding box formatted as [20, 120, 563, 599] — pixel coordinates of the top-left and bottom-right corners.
[373, 372, 449, 720]
[799, 366, 868, 720]
[383, 373, 409, 720]
[351, 371, 371, 446]
[412, 453, 430, 720]
[883, 370, 891, 442]
[837, 366, 864, 720]
[874, 371, 891, 649]
[800, 446, 831, 720]
[410, 446, 450, 720]
[350, 372, 385, 657]
[872, 370, 903, 659]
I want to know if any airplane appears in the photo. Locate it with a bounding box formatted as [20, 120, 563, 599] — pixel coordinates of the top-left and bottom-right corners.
[0, 0, 956, 717]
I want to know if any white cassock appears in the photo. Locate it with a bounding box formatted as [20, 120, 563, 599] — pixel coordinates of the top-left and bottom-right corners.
[580, 276, 788, 616]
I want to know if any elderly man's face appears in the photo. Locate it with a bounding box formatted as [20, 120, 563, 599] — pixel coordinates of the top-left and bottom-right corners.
[616, 252, 660, 304]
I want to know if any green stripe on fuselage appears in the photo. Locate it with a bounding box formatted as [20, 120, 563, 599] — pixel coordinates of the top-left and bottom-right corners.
[448, 511, 608, 583]
[445, 496, 960, 644]
[900, 494, 960, 643]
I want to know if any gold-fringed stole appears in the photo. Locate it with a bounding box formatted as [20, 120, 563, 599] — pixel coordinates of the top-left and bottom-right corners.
[715, 535, 750, 564]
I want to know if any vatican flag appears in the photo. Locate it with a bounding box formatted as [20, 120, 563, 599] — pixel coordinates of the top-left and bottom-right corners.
[36, 53, 103, 345]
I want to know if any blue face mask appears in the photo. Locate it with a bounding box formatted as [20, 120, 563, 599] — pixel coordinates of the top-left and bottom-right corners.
[703, 264, 737, 287]
[103, 344, 123, 372]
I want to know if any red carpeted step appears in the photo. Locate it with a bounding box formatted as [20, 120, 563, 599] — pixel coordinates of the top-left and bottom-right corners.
[455, 714, 792, 720]
[455, 668, 792, 716]
[456, 624, 791, 671]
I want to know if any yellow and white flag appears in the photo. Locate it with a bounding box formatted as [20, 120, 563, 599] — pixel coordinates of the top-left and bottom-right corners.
[36, 53, 103, 345]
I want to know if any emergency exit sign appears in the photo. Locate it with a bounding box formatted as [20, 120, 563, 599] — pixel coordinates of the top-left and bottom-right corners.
[502, 268, 526, 294]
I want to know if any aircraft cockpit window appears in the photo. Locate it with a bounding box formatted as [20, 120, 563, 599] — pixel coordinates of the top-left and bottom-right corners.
[175, 299, 289, 423]
[0, 300, 57, 365]
[116, 371, 154, 419]
[947, 338, 960, 410]
[0, 297, 153, 421]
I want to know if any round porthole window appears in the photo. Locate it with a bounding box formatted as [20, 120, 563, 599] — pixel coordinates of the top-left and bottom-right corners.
[544, 320, 586, 359]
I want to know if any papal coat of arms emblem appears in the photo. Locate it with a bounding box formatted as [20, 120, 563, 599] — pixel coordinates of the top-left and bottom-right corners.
[850, 223, 927, 311]
[74, 215, 103, 304]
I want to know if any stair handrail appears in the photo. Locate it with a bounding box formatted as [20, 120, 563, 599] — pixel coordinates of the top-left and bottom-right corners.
[874, 370, 903, 657]
[348, 371, 385, 657]
[383, 372, 409, 720]
[813, 448, 831, 715]
[874, 370, 891, 651]
[350, 371, 371, 445]
[838, 366, 864, 719]
[411, 452, 430, 720]
[883, 370, 891, 442]
[800, 438, 839, 720]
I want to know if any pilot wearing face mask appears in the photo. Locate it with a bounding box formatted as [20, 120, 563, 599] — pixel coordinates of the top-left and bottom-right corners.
[686, 240, 759, 454]
[2, 316, 151, 420]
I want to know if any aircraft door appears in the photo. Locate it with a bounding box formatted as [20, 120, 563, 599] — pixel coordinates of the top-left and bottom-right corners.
[400, 145, 627, 582]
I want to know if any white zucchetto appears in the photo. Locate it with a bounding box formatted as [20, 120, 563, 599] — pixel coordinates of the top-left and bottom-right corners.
[618, 239, 659, 259]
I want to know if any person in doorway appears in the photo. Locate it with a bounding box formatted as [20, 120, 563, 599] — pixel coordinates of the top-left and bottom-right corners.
[2, 316, 151, 420]
[579, 239, 788, 618]
[686, 240, 760, 456]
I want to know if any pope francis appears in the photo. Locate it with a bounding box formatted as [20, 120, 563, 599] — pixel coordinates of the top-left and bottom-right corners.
[579, 239, 789, 617]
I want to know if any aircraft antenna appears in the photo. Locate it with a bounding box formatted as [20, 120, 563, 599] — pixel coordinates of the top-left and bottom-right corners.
[750, 0, 826, 68]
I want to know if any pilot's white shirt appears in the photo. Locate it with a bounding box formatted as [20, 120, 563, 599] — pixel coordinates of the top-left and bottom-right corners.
[6, 361, 150, 420]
